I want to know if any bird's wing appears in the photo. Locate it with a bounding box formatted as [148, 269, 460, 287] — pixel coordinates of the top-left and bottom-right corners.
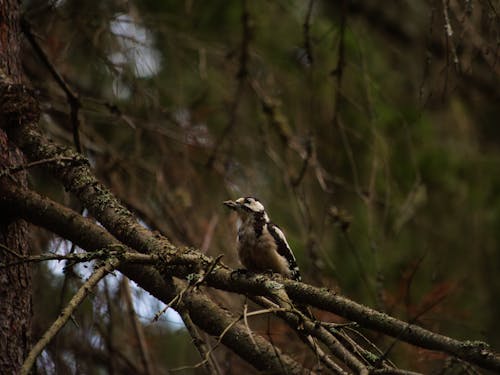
[267, 222, 301, 281]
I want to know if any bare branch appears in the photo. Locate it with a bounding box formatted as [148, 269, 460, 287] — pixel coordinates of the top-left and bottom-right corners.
[2, 187, 499, 372]
[21, 258, 120, 375]
[179, 309, 220, 375]
[122, 278, 155, 375]
[0, 156, 75, 178]
[302, 0, 315, 65]
[0, 246, 123, 268]
[4, 115, 500, 372]
[0, 186, 311, 374]
[21, 17, 83, 152]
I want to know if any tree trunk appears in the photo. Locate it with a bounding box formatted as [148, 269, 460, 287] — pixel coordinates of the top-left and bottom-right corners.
[0, 0, 33, 373]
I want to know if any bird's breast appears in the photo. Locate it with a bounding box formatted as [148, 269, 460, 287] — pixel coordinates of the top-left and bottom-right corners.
[237, 226, 292, 277]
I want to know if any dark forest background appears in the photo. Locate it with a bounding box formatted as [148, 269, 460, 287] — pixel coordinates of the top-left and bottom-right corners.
[3, 0, 500, 373]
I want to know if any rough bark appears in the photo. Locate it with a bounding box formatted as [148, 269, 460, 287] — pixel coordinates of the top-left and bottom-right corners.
[3, 186, 500, 373]
[0, 0, 32, 373]
[0, 186, 311, 374]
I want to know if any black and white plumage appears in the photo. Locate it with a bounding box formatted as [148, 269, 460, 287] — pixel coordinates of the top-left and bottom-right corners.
[223, 197, 301, 281]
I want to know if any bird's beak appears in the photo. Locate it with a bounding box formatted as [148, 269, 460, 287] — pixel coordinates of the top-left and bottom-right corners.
[223, 200, 238, 210]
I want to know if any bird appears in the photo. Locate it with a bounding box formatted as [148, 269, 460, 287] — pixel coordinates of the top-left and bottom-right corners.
[223, 197, 301, 281]
[224, 196, 316, 324]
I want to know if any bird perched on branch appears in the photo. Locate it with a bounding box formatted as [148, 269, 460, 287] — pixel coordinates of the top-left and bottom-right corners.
[224, 197, 326, 365]
[223, 196, 302, 281]
[224, 196, 315, 323]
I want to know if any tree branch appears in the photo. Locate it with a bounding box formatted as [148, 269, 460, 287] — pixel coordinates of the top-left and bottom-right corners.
[2, 186, 499, 373]
[178, 309, 221, 375]
[20, 18, 82, 153]
[20, 258, 119, 375]
[122, 278, 155, 375]
[0, 186, 311, 374]
[4, 107, 500, 372]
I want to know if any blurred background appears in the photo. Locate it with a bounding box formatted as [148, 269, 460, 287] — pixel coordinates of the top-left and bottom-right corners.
[22, 0, 500, 373]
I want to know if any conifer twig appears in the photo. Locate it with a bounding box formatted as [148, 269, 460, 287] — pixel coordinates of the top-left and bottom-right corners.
[21, 258, 119, 375]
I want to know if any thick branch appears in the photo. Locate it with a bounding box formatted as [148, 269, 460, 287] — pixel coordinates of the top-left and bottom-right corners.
[2, 186, 500, 373]
[203, 271, 500, 373]
[5, 117, 500, 372]
[0, 187, 310, 374]
[7, 121, 182, 258]
[283, 281, 498, 370]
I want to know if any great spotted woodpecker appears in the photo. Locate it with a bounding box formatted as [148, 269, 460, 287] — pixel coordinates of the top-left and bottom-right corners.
[223, 197, 301, 281]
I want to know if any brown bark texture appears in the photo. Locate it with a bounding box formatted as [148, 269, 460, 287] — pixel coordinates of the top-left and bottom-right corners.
[0, 0, 32, 373]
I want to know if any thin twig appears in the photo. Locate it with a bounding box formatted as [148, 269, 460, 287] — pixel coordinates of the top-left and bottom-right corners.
[200, 214, 219, 253]
[0, 247, 124, 269]
[238, 0, 251, 79]
[151, 282, 191, 322]
[193, 254, 224, 287]
[21, 258, 120, 375]
[21, 17, 83, 152]
[442, 0, 460, 73]
[375, 290, 451, 366]
[206, 0, 251, 168]
[122, 278, 155, 375]
[250, 78, 332, 192]
[264, 306, 288, 375]
[332, 0, 347, 126]
[103, 278, 119, 374]
[179, 309, 220, 375]
[0, 243, 22, 258]
[336, 326, 398, 369]
[151, 255, 223, 323]
[0, 157, 76, 178]
[243, 302, 258, 351]
[342, 231, 377, 304]
[250, 295, 351, 375]
[171, 307, 289, 373]
[332, 2, 362, 195]
[206, 76, 245, 168]
[303, 0, 315, 65]
[291, 135, 313, 186]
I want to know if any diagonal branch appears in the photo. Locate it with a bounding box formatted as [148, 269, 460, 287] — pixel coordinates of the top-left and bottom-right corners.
[20, 18, 82, 153]
[3, 88, 500, 372]
[122, 278, 155, 375]
[2, 186, 499, 373]
[178, 309, 221, 375]
[20, 258, 120, 375]
[0, 186, 311, 374]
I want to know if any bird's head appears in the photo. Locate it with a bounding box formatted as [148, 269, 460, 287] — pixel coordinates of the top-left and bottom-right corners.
[223, 197, 268, 221]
